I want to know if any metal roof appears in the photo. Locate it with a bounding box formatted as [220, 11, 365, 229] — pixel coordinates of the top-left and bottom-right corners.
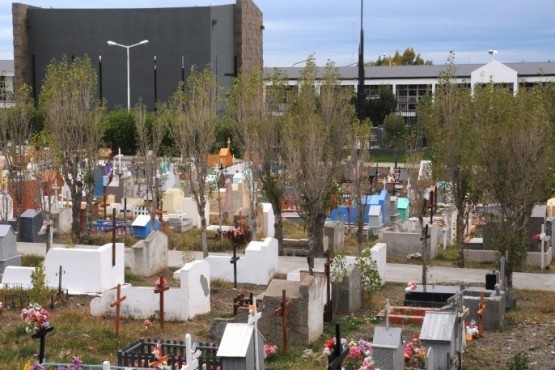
[264, 62, 555, 81]
[216, 323, 254, 357]
[0, 60, 14, 73]
[0, 224, 14, 237]
[419, 311, 457, 342]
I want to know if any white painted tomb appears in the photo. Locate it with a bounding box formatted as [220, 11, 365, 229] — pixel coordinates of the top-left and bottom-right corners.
[205, 237, 278, 285]
[90, 260, 210, 321]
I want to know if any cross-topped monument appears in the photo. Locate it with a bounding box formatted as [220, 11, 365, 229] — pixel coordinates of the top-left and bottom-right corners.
[154, 276, 170, 329]
[274, 289, 293, 354]
[180, 333, 200, 370]
[56, 265, 66, 297]
[111, 283, 126, 336]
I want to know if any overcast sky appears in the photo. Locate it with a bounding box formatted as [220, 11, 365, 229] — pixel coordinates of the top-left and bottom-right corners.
[1, 0, 554, 67]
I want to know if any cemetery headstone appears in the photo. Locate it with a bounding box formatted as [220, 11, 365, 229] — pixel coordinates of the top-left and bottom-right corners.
[372, 300, 404, 370]
[20, 209, 43, 242]
[0, 224, 20, 273]
[419, 311, 459, 370]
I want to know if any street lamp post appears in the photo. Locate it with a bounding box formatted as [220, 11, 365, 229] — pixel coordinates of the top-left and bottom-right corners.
[107, 39, 149, 110]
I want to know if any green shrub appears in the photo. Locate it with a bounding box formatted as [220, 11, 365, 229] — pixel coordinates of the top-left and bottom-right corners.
[506, 351, 529, 370]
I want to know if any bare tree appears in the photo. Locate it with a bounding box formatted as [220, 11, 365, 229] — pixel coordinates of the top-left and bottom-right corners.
[284, 57, 354, 273]
[344, 121, 373, 252]
[418, 52, 476, 267]
[0, 84, 35, 235]
[134, 99, 167, 231]
[168, 66, 222, 258]
[227, 67, 264, 241]
[40, 56, 105, 243]
[473, 84, 555, 288]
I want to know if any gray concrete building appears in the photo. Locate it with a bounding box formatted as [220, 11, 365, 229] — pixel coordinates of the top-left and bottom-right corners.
[12, 0, 263, 110]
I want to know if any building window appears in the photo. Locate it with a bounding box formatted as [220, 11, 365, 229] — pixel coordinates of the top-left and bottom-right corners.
[396, 84, 431, 112]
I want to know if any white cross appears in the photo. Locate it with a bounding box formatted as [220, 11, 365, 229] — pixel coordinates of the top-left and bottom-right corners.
[248, 300, 262, 370]
[180, 333, 200, 370]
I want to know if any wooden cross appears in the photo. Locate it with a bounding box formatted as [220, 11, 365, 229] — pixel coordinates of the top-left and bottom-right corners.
[477, 291, 487, 338]
[110, 283, 126, 336]
[154, 276, 170, 329]
[327, 323, 349, 370]
[108, 208, 125, 266]
[233, 292, 253, 316]
[230, 240, 240, 289]
[274, 289, 293, 354]
[323, 251, 333, 322]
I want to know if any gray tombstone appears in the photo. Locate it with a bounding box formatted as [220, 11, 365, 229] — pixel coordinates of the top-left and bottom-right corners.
[0, 225, 20, 273]
[372, 326, 404, 370]
[332, 264, 361, 314]
[20, 209, 43, 243]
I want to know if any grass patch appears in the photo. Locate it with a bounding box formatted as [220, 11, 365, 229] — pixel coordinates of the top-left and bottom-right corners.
[282, 219, 308, 239]
[21, 254, 44, 267]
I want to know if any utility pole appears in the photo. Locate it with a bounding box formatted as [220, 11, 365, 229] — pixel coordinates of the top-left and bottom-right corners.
[357, 0, 366, 121]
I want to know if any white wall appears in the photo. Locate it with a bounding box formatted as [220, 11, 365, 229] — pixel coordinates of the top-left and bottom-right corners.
[90, 260, 210, 321]
[45, 244, 125, 294]
[183, 197, 210, 228]
[261, 203, 275, 238]
[205, 237, 278, 285]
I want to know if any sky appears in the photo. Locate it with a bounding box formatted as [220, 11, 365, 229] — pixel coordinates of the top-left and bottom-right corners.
[1, 0, 554, 67]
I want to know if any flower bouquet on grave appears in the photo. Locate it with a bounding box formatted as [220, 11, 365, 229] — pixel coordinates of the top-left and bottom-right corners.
[405, 281, 417, 292]
[323, 337, 375, 370]
[404, 335, 426, 369]
[20, 303, 51, 335]
[465, 320, 479, 341]
[155, 277, 169, 290]
[264, 344, 278, 360]
[23, 354, 45, 370]
[59, 356, 84, 370]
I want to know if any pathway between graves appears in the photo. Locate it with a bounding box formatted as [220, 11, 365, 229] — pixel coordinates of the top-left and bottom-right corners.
[14, 243, 555, 292]
[169, 251, 555, 292]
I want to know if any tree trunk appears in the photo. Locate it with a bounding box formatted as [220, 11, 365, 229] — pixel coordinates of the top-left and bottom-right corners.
[306, 212, 327, 274]
[200, 213, 208, 258]
[274, 210, 284, 256]
[71, 190, 82, 243]
[456, 211, 466, 268]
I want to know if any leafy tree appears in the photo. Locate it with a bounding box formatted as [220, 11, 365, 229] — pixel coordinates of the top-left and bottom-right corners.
[473, 83, 555, 288]
[40, 56, 105, 243]
[103, 108, 137, 155]
[134, 99, 167, 231]
[379, 47, 433, 66]
[366, 85, 397, 126]
[0, 84, 35, 234]
[418, 52, 475, 267]
[168, 66, 222, 258]
[284, 57, 354, 273]
[344, 121, 373, 252]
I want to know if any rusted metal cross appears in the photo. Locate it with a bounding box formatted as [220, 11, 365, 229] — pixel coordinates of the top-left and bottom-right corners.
[154, 276, 170, 329]
[477, 291, 487, 338]
[274, 289, 293, 354]
[110, 283, 126, 336]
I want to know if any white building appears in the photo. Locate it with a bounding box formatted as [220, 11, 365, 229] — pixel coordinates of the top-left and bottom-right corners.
[0, 60, 14, 108]
[264, 60, 555, 123]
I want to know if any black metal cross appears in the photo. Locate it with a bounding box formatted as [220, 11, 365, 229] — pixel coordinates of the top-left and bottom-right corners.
[56, 265, 65, 296]
[327, 323, 349, 370]
[230, 241, 240, 289]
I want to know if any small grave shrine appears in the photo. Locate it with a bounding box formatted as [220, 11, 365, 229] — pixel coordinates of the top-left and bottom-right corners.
[372, 300, 404, 370]
[419, 311, 461, 370]
[404, 285, 460, 308]
[217, 302, 265, 370]
[0, 224, 20, 273]
[20, 208, 43, 242]
[131, 214, 161, 239]
[462, 287, 505, 330]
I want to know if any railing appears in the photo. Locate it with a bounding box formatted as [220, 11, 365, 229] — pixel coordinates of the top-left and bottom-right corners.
[42, 362, 150, 370]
